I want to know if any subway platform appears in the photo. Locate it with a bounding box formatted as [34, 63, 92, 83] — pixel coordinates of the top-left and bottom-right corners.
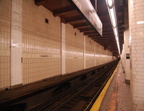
[91, 62, 133, 111]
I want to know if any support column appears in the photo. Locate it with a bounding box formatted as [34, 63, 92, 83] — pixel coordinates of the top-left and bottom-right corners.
[99, 45, 101, 64]
[94, 42, 96, 66]
[129, 0, 144, 110]
[61, 23, 66, 74]
[124, 29, 130, 84]
[84, 36, 86, 69]
[11, 0, 22, 86]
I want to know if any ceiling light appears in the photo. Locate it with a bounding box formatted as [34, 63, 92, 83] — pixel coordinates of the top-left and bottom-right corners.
[115, 36, 119, 42]
[106, 0, 120, 54]
[113, 27, 118, 37]
[107, 0, 113, 7]
[109, 8, 117, 27]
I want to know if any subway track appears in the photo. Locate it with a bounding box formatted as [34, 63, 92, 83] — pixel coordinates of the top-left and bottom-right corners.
[32, 61, 118, 111]
[1, 60, 119, 111]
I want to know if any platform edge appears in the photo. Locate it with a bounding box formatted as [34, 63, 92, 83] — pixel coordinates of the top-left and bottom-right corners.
[90, 63, 119, 111]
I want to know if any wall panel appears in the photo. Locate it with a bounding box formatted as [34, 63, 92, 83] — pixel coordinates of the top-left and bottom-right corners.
[0, 0, 11, 90]
[100, 45, 104, 64]
[0, 0, 115, 88]
[85, 38, 95, 68]
[65, 24, 84, 73]
[22, 0, 61, 84]
[95, 43, 101, 65]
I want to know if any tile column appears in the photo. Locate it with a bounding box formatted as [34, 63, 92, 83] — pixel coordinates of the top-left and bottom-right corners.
[124, 29, 131, 84]
[84, 36, 86, 69]
[11, 0, 23, 86]
[61, 23, 66, 74]
[129, 0, 144, 110]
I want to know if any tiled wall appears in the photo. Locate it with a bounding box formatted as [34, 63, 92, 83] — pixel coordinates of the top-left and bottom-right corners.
[94, 42, 96, 66]
[22, 0, 61, 84]
[65, 24, 84, 73]
[108, 50, 112, 62]
[0, 0, 114, 89]
[11, 0, 23, 86]
[129, 0, 144, 110]
[85, 37, 95, 68]
[102, 49, 106, 64]
[100, 46, 105, 64]
[103, 48, 108, 64]
[95, 43, 101, 65]
[0, 0, 11, 90]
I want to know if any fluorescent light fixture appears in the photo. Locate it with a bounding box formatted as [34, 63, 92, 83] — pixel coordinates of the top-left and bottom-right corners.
[137, 21, 144, 24]
[109, 8, 117, 27]
[106, 0, 120, 55]
[117, 42, 120, 53]
[115, 36, 119, 42]
[116, 41, 119, 46]
[107, 0, 113, 7]
[113, 27, 118, 37]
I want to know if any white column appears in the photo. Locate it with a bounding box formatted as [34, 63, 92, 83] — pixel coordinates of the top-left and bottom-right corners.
[129, 0, 144, 110]
[84, 36, 86, 69]
[94, 42, 96, 66]
[11, 0, 22, 86]
[124, 29, 130, 83]
[61, 23, 66, 74]
[99, 45, 101, 64]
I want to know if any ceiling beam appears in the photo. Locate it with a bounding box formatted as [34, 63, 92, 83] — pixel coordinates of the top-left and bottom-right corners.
[88, 35, 100, 37]
[80, 28, 94, 32]
[76, 25, 90, 28]
[87, 33, 99, 36]
[53, 6, 75, 16]
[82, 30, 95, 33]
[73, 23, 89, 28]
[65, 15, 85, 23]
[102, 35, 114, 37]
[84, 32, 97, 35]
[91, 36, 108, 39]
[102, 32, 114, 35]
[35, 0, 46, 6]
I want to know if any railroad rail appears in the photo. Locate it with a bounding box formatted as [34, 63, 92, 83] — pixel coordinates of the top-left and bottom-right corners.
[0, 59, 119, 111]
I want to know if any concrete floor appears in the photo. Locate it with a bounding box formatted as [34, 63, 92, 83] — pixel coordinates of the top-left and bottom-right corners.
[99, 62, 133, 111]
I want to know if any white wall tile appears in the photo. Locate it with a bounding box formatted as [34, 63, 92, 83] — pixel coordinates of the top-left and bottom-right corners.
[129, 0, 144, 109]
[0, 0, 11, 90]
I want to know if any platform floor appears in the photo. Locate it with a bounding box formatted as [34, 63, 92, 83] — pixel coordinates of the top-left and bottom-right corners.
[99, 62, 133, 111]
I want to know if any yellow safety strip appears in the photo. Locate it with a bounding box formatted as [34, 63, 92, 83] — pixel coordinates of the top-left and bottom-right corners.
[90, 63, 119, 111]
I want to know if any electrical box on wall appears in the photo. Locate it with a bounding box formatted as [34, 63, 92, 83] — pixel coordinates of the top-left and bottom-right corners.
[126, 53, 130, 59]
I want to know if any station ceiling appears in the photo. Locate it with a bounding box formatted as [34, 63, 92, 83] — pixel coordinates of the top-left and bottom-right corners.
[35, 0, 128, 57]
